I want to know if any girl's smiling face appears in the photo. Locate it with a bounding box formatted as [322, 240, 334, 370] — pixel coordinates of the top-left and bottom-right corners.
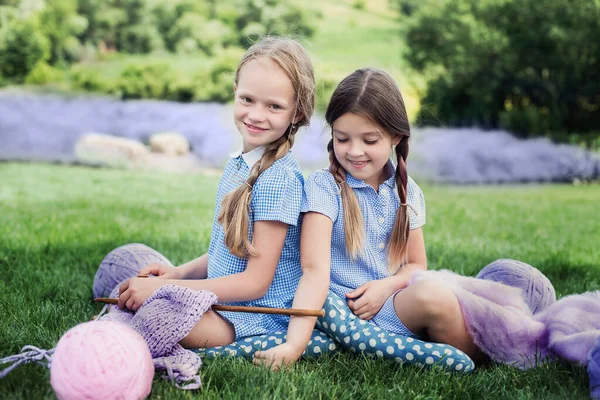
[332, 112, 400, 190]
[233, 57, 299, 153]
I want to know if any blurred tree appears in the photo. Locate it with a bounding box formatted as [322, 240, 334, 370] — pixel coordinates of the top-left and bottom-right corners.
[0, 13, 50, 80]
[405, 0, 600, 142]
[0, 0, 319, 102]
[39, 0, 88, 64]
[234, 0, 317, 47]
[390, 0, 423, 16]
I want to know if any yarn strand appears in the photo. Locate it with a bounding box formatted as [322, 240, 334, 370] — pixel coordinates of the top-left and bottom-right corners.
[0, 346, 54, 379]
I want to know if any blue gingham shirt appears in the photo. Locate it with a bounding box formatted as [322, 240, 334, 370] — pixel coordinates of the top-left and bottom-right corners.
[207, 147, 304, 339]
[302, 160, 426, 334]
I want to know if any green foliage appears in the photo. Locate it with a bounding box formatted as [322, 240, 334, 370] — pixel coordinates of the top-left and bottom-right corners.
[108, 47, 243, 102]
[0, 15, 50, 80]
[405, 0, 600, 141]
[69, 64, 113, 92]
[200, 47, 243, 102]
[24, 60, 63, 84]
[39, 0, 88, 64]
[0, 0, 319, 102]
[115, 63, 173, 99]
[390, 0, 424, 16]
[353, 0, 366, 10]
[167, 12, 235, 56]
[118, 23, 164, 54]
[234, 0, 317, 47]
[75, 0, 317, 56]
[315, 70, 339, 112]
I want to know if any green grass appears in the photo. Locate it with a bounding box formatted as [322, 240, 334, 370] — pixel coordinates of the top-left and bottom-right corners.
[0, 162, 597, 399]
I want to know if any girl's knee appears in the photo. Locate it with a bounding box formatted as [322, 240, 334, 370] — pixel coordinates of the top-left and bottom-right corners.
[404, 280, 459, 319]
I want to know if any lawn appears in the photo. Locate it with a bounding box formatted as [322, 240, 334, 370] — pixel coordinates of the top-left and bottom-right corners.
[0, 162, 598, 399]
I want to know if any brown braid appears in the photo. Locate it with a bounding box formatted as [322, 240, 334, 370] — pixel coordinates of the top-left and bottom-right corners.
[327, 139, 365, 259]
[388, 137, 410, 273]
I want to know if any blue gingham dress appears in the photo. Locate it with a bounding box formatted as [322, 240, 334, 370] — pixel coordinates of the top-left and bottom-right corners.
[302, 160, 426, 336]
[207, 151, 304, 339]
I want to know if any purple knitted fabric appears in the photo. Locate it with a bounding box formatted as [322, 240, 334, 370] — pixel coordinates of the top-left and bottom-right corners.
[409, 270, 600, 369]
[100, 284, 217, 389]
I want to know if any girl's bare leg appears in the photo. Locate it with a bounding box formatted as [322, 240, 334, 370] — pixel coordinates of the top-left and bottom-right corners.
[179, 310, 236, 349]
[393, 279, 484, 361]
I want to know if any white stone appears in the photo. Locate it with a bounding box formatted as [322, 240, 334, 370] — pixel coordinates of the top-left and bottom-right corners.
[149, 132, 190, 156]
[75, 133, 150, 168]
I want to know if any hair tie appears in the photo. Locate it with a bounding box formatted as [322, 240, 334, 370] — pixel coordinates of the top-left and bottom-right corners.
[334, 181, 344, 194]
[400, 203, 418, 216]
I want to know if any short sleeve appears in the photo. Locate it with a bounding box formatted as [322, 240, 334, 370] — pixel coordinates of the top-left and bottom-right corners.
[407, 176, 426, 229]
[301, 170, 339, 223]
[251, 165, 303, 226]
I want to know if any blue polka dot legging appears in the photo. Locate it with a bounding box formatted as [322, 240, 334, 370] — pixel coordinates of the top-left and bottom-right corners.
[201, 291, 475, 373]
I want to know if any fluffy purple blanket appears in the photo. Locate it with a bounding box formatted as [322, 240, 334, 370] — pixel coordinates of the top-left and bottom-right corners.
[409, 270, 600, 369]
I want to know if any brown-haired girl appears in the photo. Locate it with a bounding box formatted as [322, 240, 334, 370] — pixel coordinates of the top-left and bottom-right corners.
[116, 37, 315, 348]
[255, 68, 480, 367]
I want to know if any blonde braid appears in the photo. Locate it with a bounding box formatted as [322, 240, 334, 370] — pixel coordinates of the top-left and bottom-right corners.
[218, 131, 294, 257]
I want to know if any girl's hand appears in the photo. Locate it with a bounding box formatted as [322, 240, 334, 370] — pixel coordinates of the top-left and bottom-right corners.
[346, 278, 399, 320]
[139, 263, 184, 279]
[118, 277, 164, 311]
[252, 343, 303, 370]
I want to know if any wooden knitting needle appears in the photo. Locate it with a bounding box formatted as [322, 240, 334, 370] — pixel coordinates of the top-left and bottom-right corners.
[94, 298, 325, 317]
[101, 274, 324, 316]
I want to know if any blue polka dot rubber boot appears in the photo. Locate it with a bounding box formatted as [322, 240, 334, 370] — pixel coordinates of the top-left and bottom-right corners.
[589, 337, 600, 400]
[316, 291, 475, 373]
[200, 329, 338, 359]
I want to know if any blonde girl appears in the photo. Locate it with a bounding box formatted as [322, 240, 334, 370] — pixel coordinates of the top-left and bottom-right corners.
[117, 37, 315, 348]
[255, 68, 480, 367]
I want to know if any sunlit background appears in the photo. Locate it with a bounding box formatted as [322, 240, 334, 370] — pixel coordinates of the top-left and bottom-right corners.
[1, 0, 598, 183]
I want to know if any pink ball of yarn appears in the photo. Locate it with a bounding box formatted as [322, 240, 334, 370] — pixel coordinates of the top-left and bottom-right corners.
[50, 321, 154, 400]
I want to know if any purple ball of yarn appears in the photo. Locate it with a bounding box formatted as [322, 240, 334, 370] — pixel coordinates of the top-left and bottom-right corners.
[93, 244, 172, 298]
[476, 259, 556, 314]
